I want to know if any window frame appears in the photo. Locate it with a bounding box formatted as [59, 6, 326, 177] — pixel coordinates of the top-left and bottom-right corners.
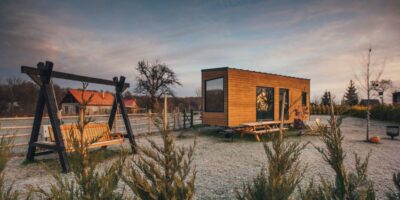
[204, 77, 225, 113]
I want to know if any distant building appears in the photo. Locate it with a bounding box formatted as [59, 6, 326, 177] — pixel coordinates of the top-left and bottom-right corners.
[393, 92, 400, 105]
[359, 99, 380, 107]
[124, 98, 141, 113]
[60, 89, 115, 115]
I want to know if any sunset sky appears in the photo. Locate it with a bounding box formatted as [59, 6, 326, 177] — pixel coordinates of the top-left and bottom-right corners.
[0, 0, 399, 101]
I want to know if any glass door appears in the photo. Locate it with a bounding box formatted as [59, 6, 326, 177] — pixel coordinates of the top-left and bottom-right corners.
[256, 87, 274, 121]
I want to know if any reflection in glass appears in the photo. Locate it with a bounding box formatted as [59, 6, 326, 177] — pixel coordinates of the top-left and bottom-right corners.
[256, 87, 274, 121]
[205, 78, 224, 112]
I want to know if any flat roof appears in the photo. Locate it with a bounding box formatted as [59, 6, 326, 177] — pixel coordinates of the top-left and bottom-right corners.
[201, 67, 310, 80]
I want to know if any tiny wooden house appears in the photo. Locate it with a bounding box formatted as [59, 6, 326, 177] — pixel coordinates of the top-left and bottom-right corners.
[202, 67, 310, 127]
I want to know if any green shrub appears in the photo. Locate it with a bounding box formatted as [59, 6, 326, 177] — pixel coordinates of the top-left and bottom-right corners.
[0, 135, 20, 200]
[300, 102, 376, 200]
[346, 105, 400, 123]
[387, 172, 400, 200]
[33, 85, 126, 200]
[236, 133, 307, 200]
[122, 117, 196, 200]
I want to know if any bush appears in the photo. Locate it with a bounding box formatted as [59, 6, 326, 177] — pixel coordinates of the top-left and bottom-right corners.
[0, 135, 20, 200]
[122, 116, 196, 199]
[32, 85, 126, 200]
[300, 102, 376, 200]
[387, 172, 400, 200]
[236, 133, 307, 200]
[345, 105, 400, 123]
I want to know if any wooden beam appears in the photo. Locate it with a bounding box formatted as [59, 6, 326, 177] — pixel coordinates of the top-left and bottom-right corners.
[115, 76, 137, 153]
[34, 142, 58, 150]
[27, 73, 42, 86]
[26, 80, 46, 161]
[21, 65, 130, 88]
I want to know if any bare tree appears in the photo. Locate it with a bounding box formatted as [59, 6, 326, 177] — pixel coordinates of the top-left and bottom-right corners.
[371, 79, 393, 104]
[354, 47, 385, 141]
[5, 78, 23, 115]
[195, 87, 202, 110]
[134, 60, 181, 111]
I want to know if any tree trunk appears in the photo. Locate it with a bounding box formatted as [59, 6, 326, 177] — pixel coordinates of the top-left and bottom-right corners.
[366, 48, 371, 141]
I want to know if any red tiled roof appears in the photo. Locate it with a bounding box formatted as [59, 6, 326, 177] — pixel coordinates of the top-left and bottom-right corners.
[124, 99, 138, 108]
[68, 89, 114, 106]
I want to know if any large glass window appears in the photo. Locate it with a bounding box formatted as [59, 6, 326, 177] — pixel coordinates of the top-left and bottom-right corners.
[256, 87, 274, 121]
[205, 78, 224, 112]
[279, 88, 289, 120]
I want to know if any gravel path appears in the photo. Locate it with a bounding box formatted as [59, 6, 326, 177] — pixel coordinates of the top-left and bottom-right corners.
[3, 115, 400, 199]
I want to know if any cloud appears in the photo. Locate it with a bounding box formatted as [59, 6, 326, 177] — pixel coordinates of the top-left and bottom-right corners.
[0, 0, 399, 100]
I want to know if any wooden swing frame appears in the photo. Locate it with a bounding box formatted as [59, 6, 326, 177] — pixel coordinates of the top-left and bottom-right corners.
[22, 61, 137, 172]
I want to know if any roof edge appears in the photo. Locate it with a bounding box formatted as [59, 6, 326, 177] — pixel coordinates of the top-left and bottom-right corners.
[201, 67, 310, 80]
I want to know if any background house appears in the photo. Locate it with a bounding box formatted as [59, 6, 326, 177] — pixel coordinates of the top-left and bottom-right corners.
[124, 98, 141, 113]
[60, 89, 115, 115]
[359, 99, 381, 107]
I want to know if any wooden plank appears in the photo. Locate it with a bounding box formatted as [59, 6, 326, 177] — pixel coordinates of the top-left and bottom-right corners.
[0, 134, 30, 138]
[21, 65, 129, 88]
[253, 128, 287, 135]
[34, 142, 58, 150]
[241, 121, 283, 127]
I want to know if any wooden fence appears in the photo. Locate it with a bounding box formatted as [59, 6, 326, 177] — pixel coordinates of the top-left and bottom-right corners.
[0, 110, 202, 152]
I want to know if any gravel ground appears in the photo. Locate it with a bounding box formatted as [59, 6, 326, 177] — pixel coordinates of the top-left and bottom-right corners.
[3, 115, 400, 199]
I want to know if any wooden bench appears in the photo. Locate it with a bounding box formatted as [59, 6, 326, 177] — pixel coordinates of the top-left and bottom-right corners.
[47, 123, 124, 152]
[240, 121, 291, 141]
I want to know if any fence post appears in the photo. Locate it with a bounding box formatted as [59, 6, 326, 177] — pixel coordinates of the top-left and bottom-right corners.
[190, 109, 194, 128]
[173, 108, 176, 130]
[163, 95, 168, 131]
[183, 110, 186, 129]
[148, 110, 151, 134]
[177, 107, 180, 129]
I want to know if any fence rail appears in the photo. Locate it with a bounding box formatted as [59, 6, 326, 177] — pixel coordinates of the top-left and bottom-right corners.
[0, 111, 202, 152]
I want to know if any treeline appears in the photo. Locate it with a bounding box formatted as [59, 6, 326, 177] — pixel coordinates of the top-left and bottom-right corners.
[0, 78, 66, 117]
[124, 92, 201, 112]
[0, 78, 201, 117]
[310, 104, 400, 123]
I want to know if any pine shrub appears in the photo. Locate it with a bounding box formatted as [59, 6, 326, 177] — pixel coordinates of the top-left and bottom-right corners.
[0, 134, 20, 200]
[122, 116, 196, 200]
[387, 172, 400, 200]
[33, 85, 126, 200]
[300, 99, 376, 200]
[236, 133, 307, 200]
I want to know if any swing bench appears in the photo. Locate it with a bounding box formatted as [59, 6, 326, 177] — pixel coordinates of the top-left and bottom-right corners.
[21, 61, 137, 172]
[47, 123, 124, 152]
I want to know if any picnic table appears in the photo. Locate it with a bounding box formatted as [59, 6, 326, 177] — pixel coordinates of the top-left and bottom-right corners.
[239, 121, 290, 141]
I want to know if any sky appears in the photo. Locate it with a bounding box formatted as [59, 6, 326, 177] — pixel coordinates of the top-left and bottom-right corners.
[0, 0, 399, 101]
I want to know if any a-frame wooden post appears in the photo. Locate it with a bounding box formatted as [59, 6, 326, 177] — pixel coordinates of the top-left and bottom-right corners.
[108, 76, 137, 153]
[26, 61, 70, 172]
